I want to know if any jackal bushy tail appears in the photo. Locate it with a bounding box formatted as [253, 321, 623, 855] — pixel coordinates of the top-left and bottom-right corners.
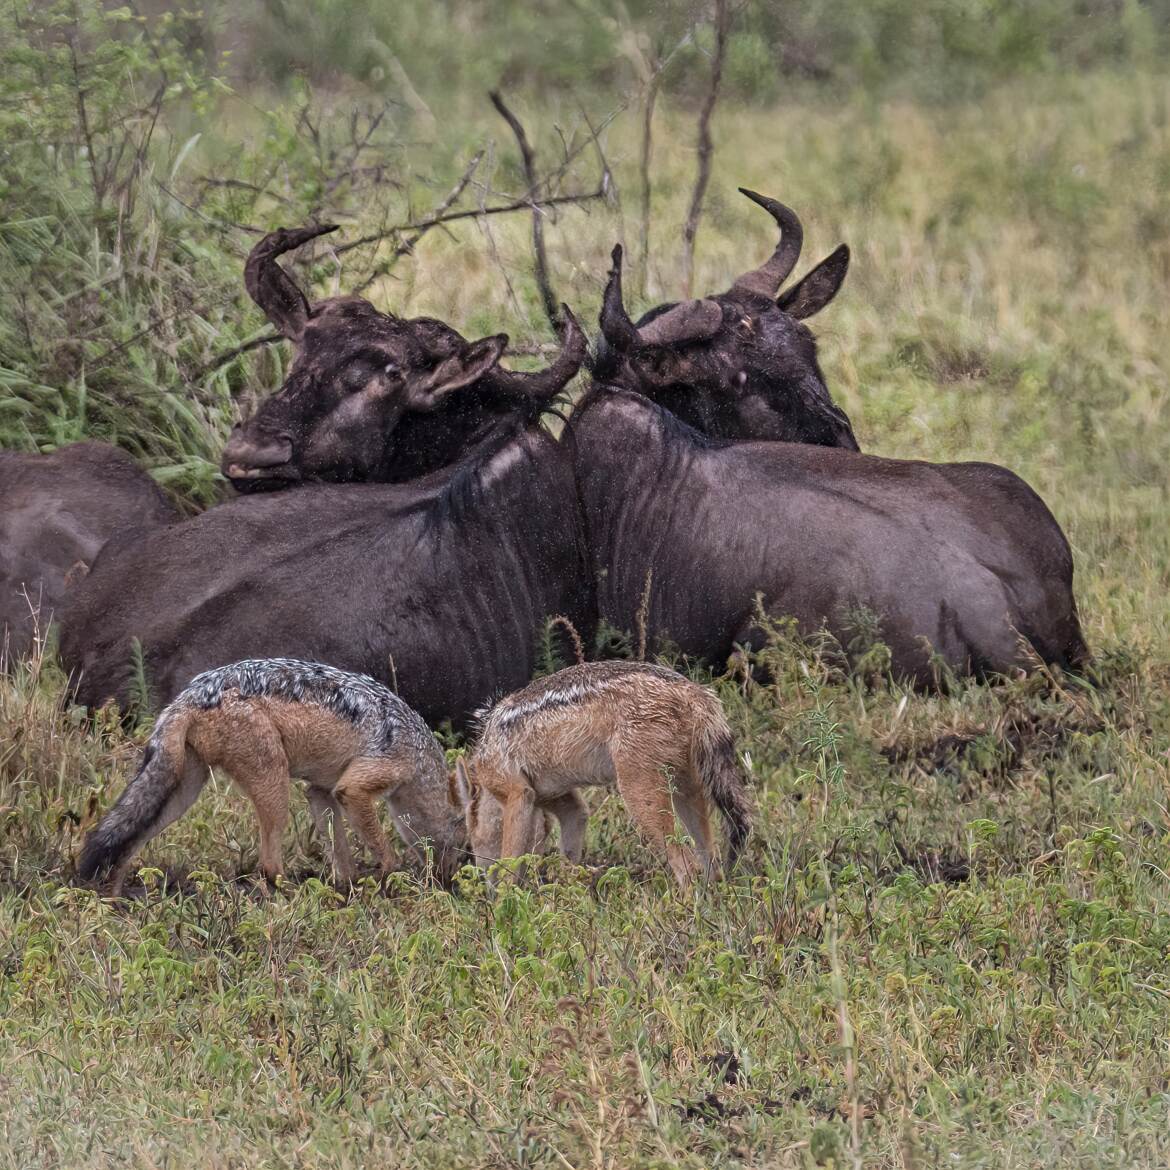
[691, 698, 752, 864]
[77, 706, 194, 883]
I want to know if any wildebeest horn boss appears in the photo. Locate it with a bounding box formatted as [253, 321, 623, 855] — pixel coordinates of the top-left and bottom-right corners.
[223, 225, 587, 489]
[596, 189, 858, 449]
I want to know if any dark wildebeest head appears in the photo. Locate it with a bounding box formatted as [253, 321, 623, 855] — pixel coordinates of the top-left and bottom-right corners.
[596, 189, 858, 450]
[221, 225, 586, 490]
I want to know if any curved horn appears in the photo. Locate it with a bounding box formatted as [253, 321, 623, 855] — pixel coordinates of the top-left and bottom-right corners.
[599, 244, 643, 352]
[486, 305, 587, 400]
[601, 244, 722, 351]
[244, 223, 339, 341]
[729, 189, 804, 298]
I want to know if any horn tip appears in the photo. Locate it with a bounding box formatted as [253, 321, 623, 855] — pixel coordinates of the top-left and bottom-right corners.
[610, 243, 623, 265]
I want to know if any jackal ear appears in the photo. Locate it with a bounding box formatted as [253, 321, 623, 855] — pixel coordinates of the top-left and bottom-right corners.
[450, 758, 476, 809]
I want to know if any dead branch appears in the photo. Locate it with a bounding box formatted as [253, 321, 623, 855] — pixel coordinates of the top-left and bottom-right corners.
[352, 150, 485, 295]
[197, 177, 293, 205]
[333, 186, 605, 257]
[681, 0, 731, 298]
[393, 150, 485, 261]
[490, 90, 562, 337]
[534, 101, 630, 200]
[153, 179, 264, 235]
[580, 105, 618, 212]
[197, 330, 282, 379]
[638, 69, 662, 299]
[476, 142, 524, 320]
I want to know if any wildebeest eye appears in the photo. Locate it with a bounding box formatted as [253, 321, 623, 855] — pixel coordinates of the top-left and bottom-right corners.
[383, 361, 401, 379]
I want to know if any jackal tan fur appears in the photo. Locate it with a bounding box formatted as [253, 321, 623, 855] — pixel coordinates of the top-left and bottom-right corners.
[451, 661, 752, 887]
[78, 659, 463, 894]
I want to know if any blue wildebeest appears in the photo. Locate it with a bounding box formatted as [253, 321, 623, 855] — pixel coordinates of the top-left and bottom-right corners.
[60, 333, 592, 727]
[1, 442, 178, 661]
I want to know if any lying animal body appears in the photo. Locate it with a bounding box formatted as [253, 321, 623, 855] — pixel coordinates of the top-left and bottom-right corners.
[59, 423, 592, 727]
[77, 658, 462, 894]
[1, 441, 178, 661]
[571, 388, 1089, 682]
[451, 661, 752, 888]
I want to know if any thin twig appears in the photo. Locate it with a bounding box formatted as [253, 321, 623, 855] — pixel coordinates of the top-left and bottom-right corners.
[638, 67, 662, 299]
[681, 0, 731, 298]
[153, 179, 265, 235]
[490, 90, 562, 337]
[476, 142, 523, 320]
[197, 330, 283, 379]
[197, 177, 292, 205]
[333, 187, 605, 257]
[580, 104, 618, 212]
[66, 32, 103, 212]
[352, 150, 485, 295]
[393, 150, 485, 261]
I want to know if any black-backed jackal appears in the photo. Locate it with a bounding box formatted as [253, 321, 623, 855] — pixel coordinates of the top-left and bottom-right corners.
[450, 661, 752, 887]
[78, 659, 463, 894]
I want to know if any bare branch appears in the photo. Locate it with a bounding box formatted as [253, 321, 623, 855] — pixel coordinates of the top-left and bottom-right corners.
[197, 330, 283, 379]
[333, 186, 605, 257]
[490, 90, 562, 337]
[580, 104, 618, 213]
[638, 69, 662, 299]
[681, 0, 731, 298]
[351, 150, 485, 295]
[197, 177, 293, 205]
[476, 142, 524, 320]
[66, 32, 103, 212]
[153, 179, 264, 235]
[393, 150, 484, 261]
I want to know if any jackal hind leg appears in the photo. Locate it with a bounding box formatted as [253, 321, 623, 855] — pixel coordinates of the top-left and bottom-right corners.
[333, 758, 400, 875]
[544, 791, 589, 862]
[671, 772, 719, 881]
[305, 786, 355, 886]
[613, 758, 701, 891]
[210, 722, 292, 886]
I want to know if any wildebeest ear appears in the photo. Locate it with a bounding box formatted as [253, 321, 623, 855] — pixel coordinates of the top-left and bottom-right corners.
[776, 245, 850, 320]
[449, 758, 476, 809]
[407, 334, 509, 410]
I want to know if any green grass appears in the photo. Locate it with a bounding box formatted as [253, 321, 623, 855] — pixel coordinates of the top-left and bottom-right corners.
[2, 40, 1170, 1170]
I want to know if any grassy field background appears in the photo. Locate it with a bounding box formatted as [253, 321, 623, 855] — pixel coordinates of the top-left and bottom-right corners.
[2, 2, 1170, 1166]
